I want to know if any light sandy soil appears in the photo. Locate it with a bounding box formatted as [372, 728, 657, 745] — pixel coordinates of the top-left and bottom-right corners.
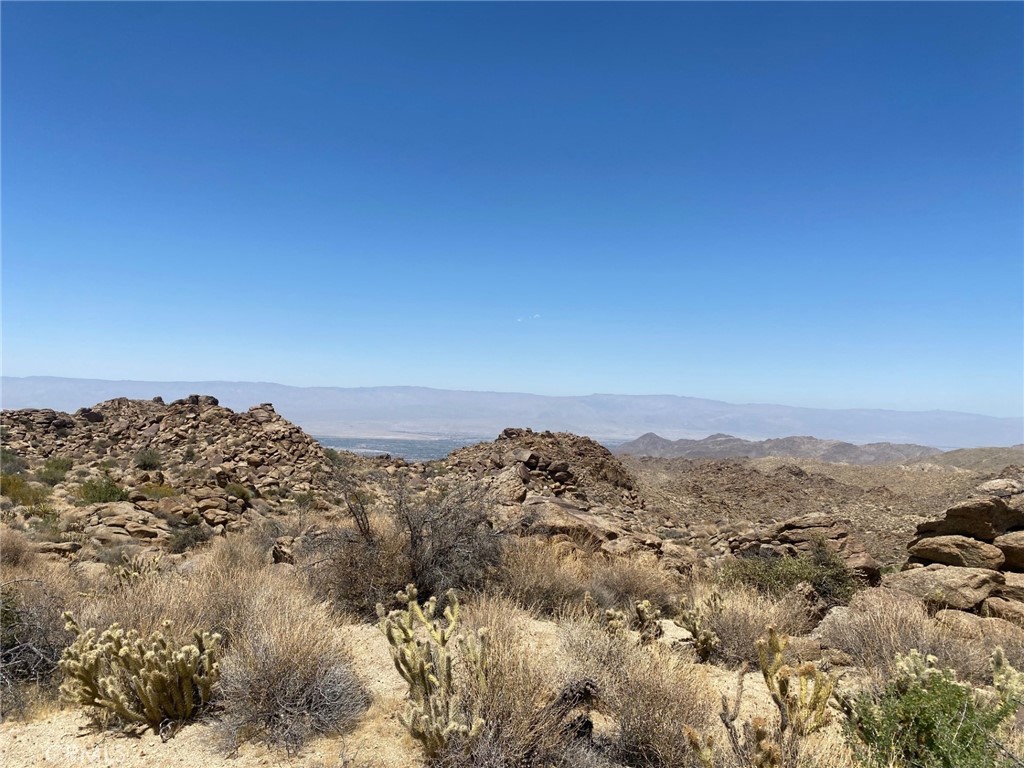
[0, 624, 423, 768]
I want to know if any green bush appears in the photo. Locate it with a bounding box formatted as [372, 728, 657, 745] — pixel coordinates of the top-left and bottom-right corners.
[167, 526, 212, 554]
[1, 448, 27, 475]
[133, 448, 162, 470]
[137, 483, 178, 499]
[722, 540, 861, 606]
[1, 474, 51, 508]
[76, 477, 128, 504]
[842, 649, 1023, 768]
[224, 482, 251, 502]
[36, 457, 73, 486]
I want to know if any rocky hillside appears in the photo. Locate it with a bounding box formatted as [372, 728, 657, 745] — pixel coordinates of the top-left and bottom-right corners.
[0, 395, 353, 557]
[616, 432, 941, 464]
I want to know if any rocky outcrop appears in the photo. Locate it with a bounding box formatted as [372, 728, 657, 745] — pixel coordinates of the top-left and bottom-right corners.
[888, 477, 1024, 624]
[885, 564, 1004, 611]
[1, 396, 347, 555]
[730, 513, 882, 585]
[445, 427, 642, 508]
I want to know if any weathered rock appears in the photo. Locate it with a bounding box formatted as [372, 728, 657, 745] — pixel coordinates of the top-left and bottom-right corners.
[885, 564, 1004, 610]
[908, 534, 1005, 569]
[994, 531, 1024, 571]
[915, 497, 1024, 542]
[734, 513, 882, 585]
[35, 541, 81, 556]
[933, 608, 1024, 640]
[997, 572, 1024, 602]
[981, 597, 1024, 628]
[976, 478, 1024, 498]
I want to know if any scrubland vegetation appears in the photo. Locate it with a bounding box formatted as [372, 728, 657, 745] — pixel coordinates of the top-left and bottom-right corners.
[1, 410, 1023, 768]
[3, 487, 1024, 768]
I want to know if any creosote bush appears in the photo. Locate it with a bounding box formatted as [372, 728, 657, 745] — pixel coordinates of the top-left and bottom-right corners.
[1, 474, 51, 509]
[36, 457, 73, 486]
[76, 476, 128, 504]
[133, 448, 163, 471]
[0, 448, 27, 475]
[722, 542, 861, 606]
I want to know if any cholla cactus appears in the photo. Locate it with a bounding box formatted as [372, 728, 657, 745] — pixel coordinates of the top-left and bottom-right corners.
[757, 626, 833, 737]
[634, 600, 664, 645]
[603, 608, 629, 634]
[720, 627, 836, 768]
[111, 551, 161, 590]
[991, 646, 1024, 705]
[377, 585, 487, 758]
[674, 592, 721, 663]
[59, 614, 219, 730]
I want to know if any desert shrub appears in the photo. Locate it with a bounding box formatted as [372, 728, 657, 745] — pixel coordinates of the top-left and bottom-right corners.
[389, 482, 502, 600]
[841, 649, 1023, 768]
[445, 595, 600, 768]
[1, 474, 51, 508]
[561, 613, 715, 767]
[307, 513, 413, 619]
[166, 525, 211, 554]
[497, 537, 590, 616]
[311, 481, 502, 617]
[817, 588, 1024, 685]
[217, 580, 368, 754]
[35, 456, 73, 486]
[707, 583, 811, 667]
[0, 551, 83, 718]
[587, 554, 683, 616]
[60, 615, 220, 730]
[76, 476, 128, 504]
[0, 448, 27, 475]
[133, 448, 162, 470]
[136, 482, 178, 499]
[1, 526, 34, 569]
[722, 542, 860, 606]
[224, 482, 251, 502]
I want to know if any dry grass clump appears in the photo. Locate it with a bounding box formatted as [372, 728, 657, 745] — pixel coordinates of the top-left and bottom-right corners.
[498, 537, 685, 620]
[561, 613, 715, 767]
[447, 595, 581, 767]
[497, 537, 591, 615]
[588, 553, 683, 616]
[1, 526, 35, 569]
[701, 582, 810, 668]
[216, 576, 369, 754]
[817, 588, 1024, 684]
[0, 531, 80, 718]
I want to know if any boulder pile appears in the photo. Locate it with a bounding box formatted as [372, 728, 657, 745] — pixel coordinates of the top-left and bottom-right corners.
[2, 395, 343, 553]
[729, 513, 882, 585]
[886, 473, 1024, 624]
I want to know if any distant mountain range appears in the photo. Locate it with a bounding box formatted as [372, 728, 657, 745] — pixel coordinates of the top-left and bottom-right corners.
[2, 376, 1022, 449]
[615, 432, 943, 464]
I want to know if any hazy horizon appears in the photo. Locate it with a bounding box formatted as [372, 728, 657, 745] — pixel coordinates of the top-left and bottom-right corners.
[2, 3, 1021, 417]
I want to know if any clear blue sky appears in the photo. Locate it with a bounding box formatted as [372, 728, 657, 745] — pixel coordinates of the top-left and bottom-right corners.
[2, 2, 1021, 417]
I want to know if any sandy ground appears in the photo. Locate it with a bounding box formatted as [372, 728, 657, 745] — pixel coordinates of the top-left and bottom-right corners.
[0, 624, 423, 768]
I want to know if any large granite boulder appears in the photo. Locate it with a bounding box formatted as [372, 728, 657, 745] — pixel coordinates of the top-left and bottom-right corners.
[885, 564, 1004, 611]
[914, 497, 1024, 542]
[908, 534, 1005, 569]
